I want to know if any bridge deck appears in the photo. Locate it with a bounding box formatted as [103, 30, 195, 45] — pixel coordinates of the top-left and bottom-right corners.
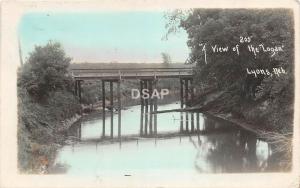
[71, 67, 193, 80]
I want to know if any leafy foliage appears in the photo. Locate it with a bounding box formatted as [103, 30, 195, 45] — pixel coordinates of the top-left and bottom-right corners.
[81, 82, 101, 105]
[18, 42, 73, 101]
[166, 9, 294, 132]
[179, 9, 294, 101]
[17, 42, 81, 172]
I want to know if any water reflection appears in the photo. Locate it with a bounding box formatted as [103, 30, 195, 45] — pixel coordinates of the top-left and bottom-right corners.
[59, 103, 289, 175]
[69, 106, 236, 141]
[190, 130, 259, 173]
[69, 111, 232, 142]
[55, 131, 283, 176]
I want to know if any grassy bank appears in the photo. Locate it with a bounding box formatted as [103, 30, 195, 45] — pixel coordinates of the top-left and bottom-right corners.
[17, 42, 83, 173]
[18, 87, 81, 173]
[192, 85, 293, 134]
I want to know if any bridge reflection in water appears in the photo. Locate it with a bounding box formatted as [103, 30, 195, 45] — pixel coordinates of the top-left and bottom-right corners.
[66, 109, 276, 173]
[70, 110, 268, 158]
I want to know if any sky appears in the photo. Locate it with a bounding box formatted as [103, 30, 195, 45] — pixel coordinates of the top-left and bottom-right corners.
[18, 11, 189, 63]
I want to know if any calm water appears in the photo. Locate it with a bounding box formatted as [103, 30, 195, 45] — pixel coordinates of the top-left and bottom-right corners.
[53, 102, 286, 176]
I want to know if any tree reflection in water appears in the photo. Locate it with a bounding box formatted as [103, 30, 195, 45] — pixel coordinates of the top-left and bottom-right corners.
[190, 115, 290, 173]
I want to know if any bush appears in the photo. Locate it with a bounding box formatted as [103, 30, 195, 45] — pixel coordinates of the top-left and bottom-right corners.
[18, 42, 73, 102]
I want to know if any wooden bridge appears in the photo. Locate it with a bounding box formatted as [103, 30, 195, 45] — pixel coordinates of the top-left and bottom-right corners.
[71, 62, 193, 80]
[71, 63, 195, 141]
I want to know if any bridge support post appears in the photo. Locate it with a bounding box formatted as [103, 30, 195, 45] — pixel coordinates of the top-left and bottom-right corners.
[110, 81, 114, 139]
[184, 79, 189, 132]
[79, 81, 82, 103]
[180, 78, 184, 132]
[102, 80, 106, 138]
[149, 80, 153, 135]
[74, 80, 78, 96]
[154, 79, 158, 135]
[190, 79, 195, 132]
[144, 80, 148, 136]
[140, 80, 144, 136]
[117, 80, 121, 140]
[191, 78, 195, 101]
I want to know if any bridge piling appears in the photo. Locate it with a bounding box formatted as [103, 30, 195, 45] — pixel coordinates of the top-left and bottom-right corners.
[144, 81, 149, 136]
[191, 78, 195, 101]
[180, 78, 184, 132]
[117, 80, 121, 140]
[140, 80, 144, 136]
[154, 79, 158, 135]
[78, 80, 82, 103]
[190, 79, 195, 132]
[110, 81, 114, 139]
[149, 80, 153, 135]
[184, 79, 189, 132]
[102, 80, 106, 138]
[74, 80, 78, 96]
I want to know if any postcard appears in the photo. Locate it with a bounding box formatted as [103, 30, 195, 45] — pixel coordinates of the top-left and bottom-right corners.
[0, 0, 299, 187]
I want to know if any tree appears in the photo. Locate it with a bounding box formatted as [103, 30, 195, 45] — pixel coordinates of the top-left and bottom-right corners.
[166, 9, 293, 101]
[165, 9, 294, 133]
[161, 52, 172, 64]
[18, 42, 73, 101]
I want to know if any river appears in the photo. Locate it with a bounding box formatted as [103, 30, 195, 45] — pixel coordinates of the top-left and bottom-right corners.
[51, 102, 287, 176]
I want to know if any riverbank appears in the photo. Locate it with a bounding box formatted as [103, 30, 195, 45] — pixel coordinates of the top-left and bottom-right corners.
[191, 85, 293, 133]
[189, 87, 293, 169]
[18, 113, 83, 174]
[17, 87, 82, 173]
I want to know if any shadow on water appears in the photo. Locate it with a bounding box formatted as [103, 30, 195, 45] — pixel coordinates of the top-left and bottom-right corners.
[52, 103, 290, 175]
